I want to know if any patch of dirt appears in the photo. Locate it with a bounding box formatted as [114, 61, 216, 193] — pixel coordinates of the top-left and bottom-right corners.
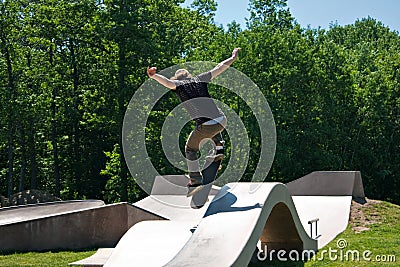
[350, 198, 381, 233]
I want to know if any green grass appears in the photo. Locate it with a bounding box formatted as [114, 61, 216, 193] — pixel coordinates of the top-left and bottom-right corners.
[1, 200, 399, 267]
[0, 250, 95, 267]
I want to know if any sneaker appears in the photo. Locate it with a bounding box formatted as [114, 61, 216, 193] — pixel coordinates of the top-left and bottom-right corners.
[187, 183, 203, 197]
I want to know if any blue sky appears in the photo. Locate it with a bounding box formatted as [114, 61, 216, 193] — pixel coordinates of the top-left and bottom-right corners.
[183, 0, 400, 32]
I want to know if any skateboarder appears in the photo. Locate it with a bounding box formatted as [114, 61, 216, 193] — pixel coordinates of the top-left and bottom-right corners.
[147, 48, 240, 197]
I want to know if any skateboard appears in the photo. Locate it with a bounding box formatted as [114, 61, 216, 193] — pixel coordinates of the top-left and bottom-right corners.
[190, 157, 221, 209]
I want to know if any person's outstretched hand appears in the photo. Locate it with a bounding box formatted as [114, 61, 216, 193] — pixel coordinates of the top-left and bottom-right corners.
[232, 47, 241, 59]
[147, 66, 157, 78]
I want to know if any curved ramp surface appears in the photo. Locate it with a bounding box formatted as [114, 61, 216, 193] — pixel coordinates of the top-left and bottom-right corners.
[104, 183, 317, 267]
[104, 221, 194, 267]
[166, 183, 317, 267]
[73, 171, 364, 266]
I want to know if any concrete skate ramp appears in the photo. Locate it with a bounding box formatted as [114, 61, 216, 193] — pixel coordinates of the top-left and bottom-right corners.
[103, 221, 194, 267]
[286, 171, 364, 197]
[0, 200, 104, 226]
[134, 175, 220, 221]
[285, 171, 364, 249]
[165, 183, 317, 267]
[104, 183, 318, 267]
[0, 202, 164, 252]
[292, 196, 352, 249]
[74, 171, 365, 266]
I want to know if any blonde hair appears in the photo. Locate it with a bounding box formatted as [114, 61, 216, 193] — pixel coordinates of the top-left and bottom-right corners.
[171, 69, 192, 80]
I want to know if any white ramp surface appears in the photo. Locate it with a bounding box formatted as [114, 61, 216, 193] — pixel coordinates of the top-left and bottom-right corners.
[292, 196, 352, 248]
[75, 171, 365, 267]
[103, 221, 194, 267]
[104, 183, 317, 267]
[134, 195, 215, 221]
[0, 200, 104, 225]
[133, 175, 220, 221]
[165, 183, 317, 267]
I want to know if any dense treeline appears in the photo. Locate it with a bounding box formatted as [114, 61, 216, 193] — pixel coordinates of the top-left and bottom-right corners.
[1, 0, 399, 204]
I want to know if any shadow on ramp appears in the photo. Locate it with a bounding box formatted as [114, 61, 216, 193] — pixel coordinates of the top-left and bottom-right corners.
[204, 190, 263, 217]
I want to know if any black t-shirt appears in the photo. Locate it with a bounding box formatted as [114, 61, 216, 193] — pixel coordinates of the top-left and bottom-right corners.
[174, 71, 224, 125]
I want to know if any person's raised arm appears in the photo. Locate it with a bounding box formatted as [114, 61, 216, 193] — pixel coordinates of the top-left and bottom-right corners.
[147, 67, 176, 90]
[210, 48, 241, 79]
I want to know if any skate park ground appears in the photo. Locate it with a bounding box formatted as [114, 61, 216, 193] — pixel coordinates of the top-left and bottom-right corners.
[0, 171, 399, 266]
